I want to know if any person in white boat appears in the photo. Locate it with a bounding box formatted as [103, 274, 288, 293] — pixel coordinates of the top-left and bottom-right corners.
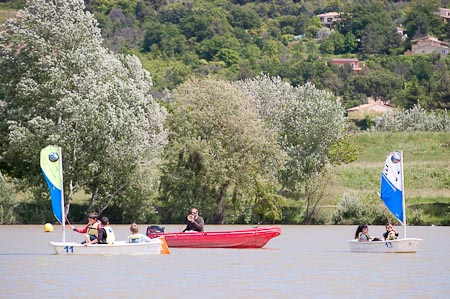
[70, 213, 101, 244]
[383, 223, 399, 240]
[355, 225, 382, 242]
[127, 223, 152, 243]
[183, 207, 204, 232]
[97, 216, 116, 244]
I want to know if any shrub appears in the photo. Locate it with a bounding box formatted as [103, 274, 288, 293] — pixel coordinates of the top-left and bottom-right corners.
[373, 104, 450, 131]
[333, 193, 386, 225]
[0, 176, 18, 224]
[408, 208, 425, 226]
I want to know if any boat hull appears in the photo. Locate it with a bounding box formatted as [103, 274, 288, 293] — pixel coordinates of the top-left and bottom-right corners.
[147, 226, 281, 248]
[348, 238, 422, 253]
[50, 239, 164, 255]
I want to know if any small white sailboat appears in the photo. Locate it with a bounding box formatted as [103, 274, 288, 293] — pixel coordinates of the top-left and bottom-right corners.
[349, 151, 423, 253]
[40, 145, 170, 255]
[49, 240, 165, 255]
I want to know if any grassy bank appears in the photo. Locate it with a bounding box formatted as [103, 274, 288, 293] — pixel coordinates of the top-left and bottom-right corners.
[2, 131, 449, 224]
[328, 131, 450, 225]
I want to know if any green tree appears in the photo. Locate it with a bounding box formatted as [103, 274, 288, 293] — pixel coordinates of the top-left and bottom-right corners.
[159, 78, 286, 224]
[395, 79, 429, 109]
[430, 59, 450, 109]
[227, 5, 260, 30]
[361, 23, 402, 55]
[143, 21, 187, 57]
[364, 68, 403, 101]
[342, 0, 402, 55]
[214, 48, 240, 67]
[235, 76, 355, 224]
[344, 32, 357, 53]
[319, 39, 335, 55]
[329, 31, 345, 54]
[196, 33, 240, 61]
[138, 55, 192, 91]
[0, 0, 167, 216]
[403, 0, 441, 39]
[305, 16, 322, 38]
[180, 14, 207, 41]
[0, 172, 18, 224]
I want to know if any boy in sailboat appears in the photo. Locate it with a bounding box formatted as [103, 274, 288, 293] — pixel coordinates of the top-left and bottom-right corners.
[383, 223, 399, 240]
[97, 216, 116, 244]
[70, 213, 101, 245]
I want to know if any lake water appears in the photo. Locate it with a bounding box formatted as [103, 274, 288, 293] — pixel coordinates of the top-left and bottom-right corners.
[0, 225, 449, 299]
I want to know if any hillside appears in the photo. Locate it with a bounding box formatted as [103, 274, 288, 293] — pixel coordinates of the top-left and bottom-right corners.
[2, 0, 450, 110]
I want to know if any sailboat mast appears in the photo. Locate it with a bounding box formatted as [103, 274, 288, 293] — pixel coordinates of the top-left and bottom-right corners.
[58, 146, 66, 243]
[400, 151, 406, 239]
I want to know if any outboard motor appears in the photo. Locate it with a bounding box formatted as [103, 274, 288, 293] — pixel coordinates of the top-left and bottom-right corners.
[146, 225, 165, 238]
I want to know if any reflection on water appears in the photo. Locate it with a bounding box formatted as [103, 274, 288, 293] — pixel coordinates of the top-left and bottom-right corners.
[0, 225, 449, 298]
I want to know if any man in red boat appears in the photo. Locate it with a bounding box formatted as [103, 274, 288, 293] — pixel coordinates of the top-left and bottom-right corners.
[183, 208, 204, 232]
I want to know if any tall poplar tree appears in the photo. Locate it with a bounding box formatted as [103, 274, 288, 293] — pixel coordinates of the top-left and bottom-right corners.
[236, 75, 354, 224]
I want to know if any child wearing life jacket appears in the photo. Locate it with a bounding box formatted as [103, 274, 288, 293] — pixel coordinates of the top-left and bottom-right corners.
[97, 216, 116, 244]
[70, 213, 101, 245]
[127, 223, 152, 243]
[383, 223, 399, 240]
[355, 224, 382, 242]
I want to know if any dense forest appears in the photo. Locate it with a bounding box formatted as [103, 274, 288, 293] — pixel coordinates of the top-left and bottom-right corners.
[2, 0, 450, 109]
[0, 0, 449, 225]
[83, 0, 450, 109]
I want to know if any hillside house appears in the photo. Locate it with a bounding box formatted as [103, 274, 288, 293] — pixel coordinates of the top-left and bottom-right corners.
[347, 98, 395, 119]
[330, 58, 362, 73]
[435, 8, 450, 22]
[411, 36, 449, 56]
[317, 12, 343, 28]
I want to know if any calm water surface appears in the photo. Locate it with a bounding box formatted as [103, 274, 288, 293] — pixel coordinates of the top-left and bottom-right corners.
[0, 225, 449, 299]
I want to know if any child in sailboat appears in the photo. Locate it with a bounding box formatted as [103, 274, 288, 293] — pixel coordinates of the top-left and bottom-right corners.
[355, 225, 382, 242]
[97, 216, 116, 244]
[127, 223, 152, 243]
[383, 223, 399, 240]
[70, 213, 101, 245]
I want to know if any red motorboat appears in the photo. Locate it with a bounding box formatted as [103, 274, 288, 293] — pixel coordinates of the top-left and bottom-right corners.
[146, 226, 281, 248]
